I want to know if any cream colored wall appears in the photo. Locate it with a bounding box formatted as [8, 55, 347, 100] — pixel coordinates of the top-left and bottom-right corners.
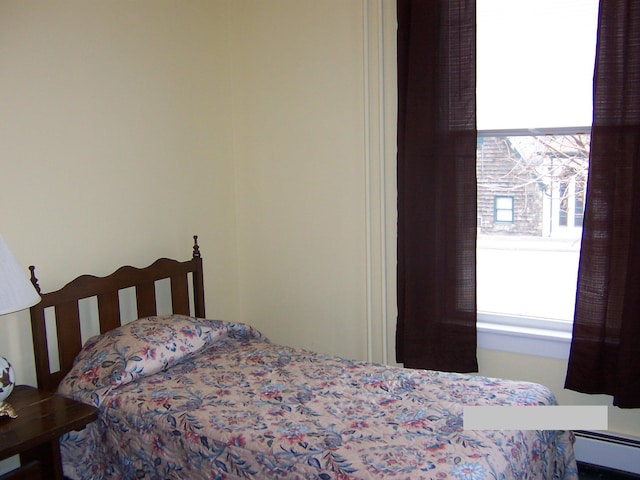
[0, 0, 239, 387]
[229, 0, 374, 359]
[0, 0, 379, 382]
[0, 0, 381, 392]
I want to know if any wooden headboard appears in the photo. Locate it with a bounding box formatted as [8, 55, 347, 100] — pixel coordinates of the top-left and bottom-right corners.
[29, 236, 205, 392]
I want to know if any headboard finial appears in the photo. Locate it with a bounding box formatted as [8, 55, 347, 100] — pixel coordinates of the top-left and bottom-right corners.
[29, 265, 41, 294]
[192, 235, 201, 259]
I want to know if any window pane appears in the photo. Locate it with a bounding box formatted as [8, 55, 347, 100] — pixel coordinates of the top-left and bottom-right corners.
[495, 210, 513, 223]
[495, 197, 513, 210]
[477, 134, 589, 321]
[476, 0, 599, 130]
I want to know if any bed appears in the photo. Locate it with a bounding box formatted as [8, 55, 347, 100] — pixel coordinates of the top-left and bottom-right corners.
[29, 236, 578, 479]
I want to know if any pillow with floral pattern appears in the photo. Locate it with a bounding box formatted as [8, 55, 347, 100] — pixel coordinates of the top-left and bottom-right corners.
[58, 314, 222, 406]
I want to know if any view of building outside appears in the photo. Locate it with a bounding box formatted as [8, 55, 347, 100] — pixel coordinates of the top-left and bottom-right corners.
[476, 134, 589, 322]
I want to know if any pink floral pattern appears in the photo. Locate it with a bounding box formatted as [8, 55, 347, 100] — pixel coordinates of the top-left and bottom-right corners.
[58, 317, 578, 480]
[58, 315, 251, 403]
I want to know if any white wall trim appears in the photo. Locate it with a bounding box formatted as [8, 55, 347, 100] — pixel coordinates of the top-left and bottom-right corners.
[363, 0, 397, 365]
[477, 312, 572, 359]
[363, 0, 374, 363]
[376, 0, 390, 367]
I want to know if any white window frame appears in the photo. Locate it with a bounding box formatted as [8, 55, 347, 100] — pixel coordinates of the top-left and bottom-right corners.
[476, 127, 589, 359]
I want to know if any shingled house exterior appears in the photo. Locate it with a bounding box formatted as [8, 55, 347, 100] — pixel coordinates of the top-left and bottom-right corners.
[476, 134, 589, 238]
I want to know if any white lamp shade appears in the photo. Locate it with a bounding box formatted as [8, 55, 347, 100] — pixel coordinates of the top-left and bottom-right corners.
[0, 235, 40, 315]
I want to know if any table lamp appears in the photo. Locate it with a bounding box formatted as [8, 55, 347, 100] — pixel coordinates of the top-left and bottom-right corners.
[0, 234, 41, 418]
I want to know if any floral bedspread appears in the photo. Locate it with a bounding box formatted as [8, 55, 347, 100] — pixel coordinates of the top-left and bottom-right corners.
[58, 315, 578, 480]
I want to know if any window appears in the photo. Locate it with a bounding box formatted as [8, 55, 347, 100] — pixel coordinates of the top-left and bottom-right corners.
[494, 196, 514, 223]
[476, 0, 599, 352]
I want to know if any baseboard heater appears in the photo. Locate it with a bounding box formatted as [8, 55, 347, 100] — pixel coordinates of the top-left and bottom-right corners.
[574, 430, 640, 475]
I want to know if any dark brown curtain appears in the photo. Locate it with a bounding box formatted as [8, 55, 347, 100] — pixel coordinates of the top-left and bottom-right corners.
[565, 0, 640, 408]
[396, 0, 477, 372]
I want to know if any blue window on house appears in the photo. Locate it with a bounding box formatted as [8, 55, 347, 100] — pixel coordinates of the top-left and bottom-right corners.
[494, 196, 514, 223]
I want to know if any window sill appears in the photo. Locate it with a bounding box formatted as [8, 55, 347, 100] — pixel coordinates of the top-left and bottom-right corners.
[477, 313, 572, 360]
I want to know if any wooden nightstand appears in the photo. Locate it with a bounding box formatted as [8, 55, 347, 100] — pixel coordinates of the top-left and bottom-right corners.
[0, 385, 97, 480]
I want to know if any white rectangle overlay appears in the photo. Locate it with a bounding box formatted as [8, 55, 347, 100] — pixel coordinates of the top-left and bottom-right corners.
[463, 406, 608, 430]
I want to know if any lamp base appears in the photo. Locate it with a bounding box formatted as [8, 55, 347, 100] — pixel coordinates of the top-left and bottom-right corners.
[0, 356, 16, 418]
[0, 400, 17, 418]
